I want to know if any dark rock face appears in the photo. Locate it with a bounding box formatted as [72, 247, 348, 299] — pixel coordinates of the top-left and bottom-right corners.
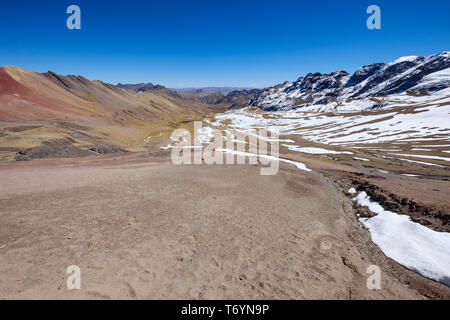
[216, 89, 261, 109]
[249, 52, 450, 111]
[351, 59, 425, 97]
[346, 63, 385, 87]
[375, 53, 450, 95]
[15, 145, 93, 161]
[88, 145, 126, 154]
[15, 143, 126, 161]
[169, 87, 261, 109]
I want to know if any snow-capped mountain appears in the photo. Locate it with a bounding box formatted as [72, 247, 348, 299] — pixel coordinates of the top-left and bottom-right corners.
[249, 52, 450, 111]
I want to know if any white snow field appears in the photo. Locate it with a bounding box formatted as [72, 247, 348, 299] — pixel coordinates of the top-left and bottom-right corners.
[211, 97, 450, 147]
[350, 190, 450, 287]
[209, 92, 450, 167]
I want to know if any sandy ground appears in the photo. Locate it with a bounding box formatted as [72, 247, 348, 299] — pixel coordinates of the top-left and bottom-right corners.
[0, 152, 447, 299]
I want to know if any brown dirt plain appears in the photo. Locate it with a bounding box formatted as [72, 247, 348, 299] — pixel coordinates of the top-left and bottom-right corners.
[0, 151, 449, 300]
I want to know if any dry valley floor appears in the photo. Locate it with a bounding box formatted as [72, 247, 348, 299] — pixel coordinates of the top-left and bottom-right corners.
[1, 152, 448, 299]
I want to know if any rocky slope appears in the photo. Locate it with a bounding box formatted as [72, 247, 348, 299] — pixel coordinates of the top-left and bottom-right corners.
[214, 89, 261, 109]
[0, 66, 220, 157]
[171, 87, 260, 107]
[249, 52, 450, 111]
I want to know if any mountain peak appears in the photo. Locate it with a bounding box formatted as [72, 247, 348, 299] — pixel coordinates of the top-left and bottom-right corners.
[392, 55, 420, 64]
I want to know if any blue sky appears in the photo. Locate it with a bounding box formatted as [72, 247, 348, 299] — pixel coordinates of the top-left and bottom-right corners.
[0, 0, 449, 88]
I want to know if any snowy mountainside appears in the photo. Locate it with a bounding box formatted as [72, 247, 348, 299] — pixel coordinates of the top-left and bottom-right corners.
[249, 52, 450, 111]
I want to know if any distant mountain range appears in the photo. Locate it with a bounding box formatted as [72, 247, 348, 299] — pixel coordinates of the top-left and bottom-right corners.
[2, 51, 448, 124]
[115, 84, 258, 108]
[1, 52, 449, 158]
[116, 82, 165, 92]
[171, 87, 256, 94]
[169, 87, 259, 107]
[136, 51, 448, 112]
[248, 51, 450, 111]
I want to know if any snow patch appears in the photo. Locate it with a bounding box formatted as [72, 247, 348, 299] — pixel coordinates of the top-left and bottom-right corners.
[216, 148, 311, 172]
[392, 55, 419, 64]
[352, 191, 450, 287]
[283, 145, 353, 155]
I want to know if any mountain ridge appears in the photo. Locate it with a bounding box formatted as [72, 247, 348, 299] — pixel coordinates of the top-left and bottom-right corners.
[0, 66, 222, 153]
[248, 51, 450, 111]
